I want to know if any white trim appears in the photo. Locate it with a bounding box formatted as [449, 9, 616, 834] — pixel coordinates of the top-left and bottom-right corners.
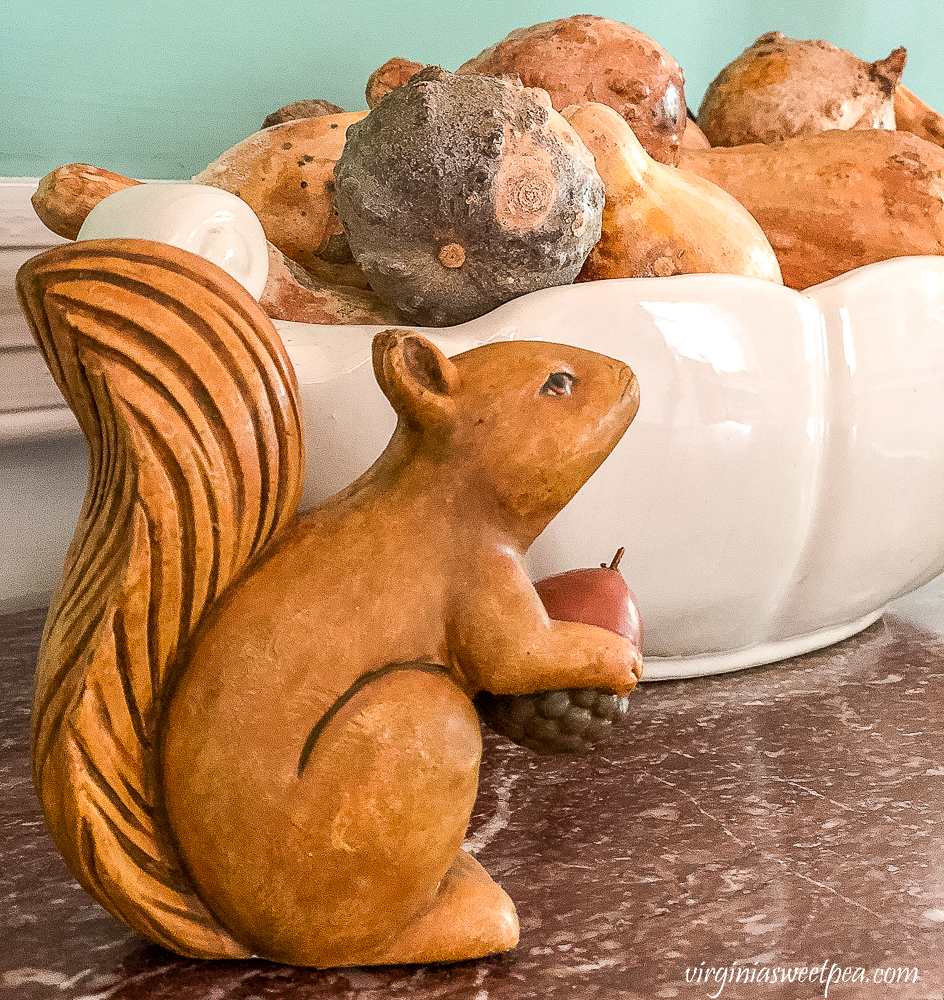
[0, 178, 67, 247]
[0, 179, 75, 441]
[0, 407, 80, 444]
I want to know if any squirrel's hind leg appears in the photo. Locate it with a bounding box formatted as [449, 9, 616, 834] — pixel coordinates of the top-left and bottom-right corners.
[367, 849, 519, 965]
[164, 661, 518, 966]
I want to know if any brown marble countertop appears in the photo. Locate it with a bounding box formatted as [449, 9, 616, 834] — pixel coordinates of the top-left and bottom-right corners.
[4, 591, 944, 1000]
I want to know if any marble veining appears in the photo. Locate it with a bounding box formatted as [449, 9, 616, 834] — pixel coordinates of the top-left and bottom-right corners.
[3, 604, 944, 998]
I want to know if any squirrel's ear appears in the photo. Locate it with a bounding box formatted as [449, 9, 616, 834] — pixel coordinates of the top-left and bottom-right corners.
[372, 329, 460, 429]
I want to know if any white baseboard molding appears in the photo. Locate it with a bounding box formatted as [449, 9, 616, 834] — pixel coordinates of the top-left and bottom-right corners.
[1, 180, 84, 613]
[0, 179, 78, 441]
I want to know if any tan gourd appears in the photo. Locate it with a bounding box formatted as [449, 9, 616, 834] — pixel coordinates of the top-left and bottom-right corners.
[458, 15, 687, 166]
[562, 102, 782, 284]
[679, 128, 944, 289]
[366, 57, 424, 107]
[18, 238, 641, 967]
[262, 98, 345, 129]
[31, 163, 141, 240]
[697, 32, 906, 147]
[192, 112, 370, 286]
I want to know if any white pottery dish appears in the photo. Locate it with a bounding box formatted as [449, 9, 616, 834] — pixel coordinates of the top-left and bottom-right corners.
[274, 258, 944, 679]
[6, 181, 944, 678]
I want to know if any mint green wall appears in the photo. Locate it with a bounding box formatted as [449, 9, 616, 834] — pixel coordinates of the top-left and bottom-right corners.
[4, 2, 943, 180]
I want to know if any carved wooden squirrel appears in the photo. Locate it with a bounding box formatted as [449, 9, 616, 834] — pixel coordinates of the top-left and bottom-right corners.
[18, 237, 641, 968]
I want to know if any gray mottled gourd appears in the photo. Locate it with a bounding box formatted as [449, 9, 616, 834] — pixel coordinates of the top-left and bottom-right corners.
[333, 66, 605, 327]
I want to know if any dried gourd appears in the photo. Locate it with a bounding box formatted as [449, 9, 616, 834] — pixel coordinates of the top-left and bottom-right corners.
[563, 103, 781, 284]
[334, 67, 605, 327]
[262, 99, 345, 129]
[895, 84, 944, 149]
[458, 15, 686, 165]
[366, 57, 424, 108]
[681, 116, 711, 150]
[260, 241, 405, 324]
[698, 32, 906, 147]
[680, 129, 944, 288]
[32, 164, 141, 240]
[193, 112, 368, 286]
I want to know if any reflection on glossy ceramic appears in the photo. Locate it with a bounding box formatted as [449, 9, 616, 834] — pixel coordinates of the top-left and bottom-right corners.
[77, 184, 270, 299]
[275, 257, 944, 678]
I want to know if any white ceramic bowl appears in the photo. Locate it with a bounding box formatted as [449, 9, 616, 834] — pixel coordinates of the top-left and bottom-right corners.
[274, 257, 944, 679]
[8, 182, 944, 677]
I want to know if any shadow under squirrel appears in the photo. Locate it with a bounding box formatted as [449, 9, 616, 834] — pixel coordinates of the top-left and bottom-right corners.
[18, 238, 642, 967]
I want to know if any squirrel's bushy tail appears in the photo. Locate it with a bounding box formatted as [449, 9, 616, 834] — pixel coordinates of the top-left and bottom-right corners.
[17, 239, 305, 957]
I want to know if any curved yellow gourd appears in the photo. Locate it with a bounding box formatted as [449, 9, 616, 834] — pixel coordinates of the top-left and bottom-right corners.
[562, 102, 782, 284]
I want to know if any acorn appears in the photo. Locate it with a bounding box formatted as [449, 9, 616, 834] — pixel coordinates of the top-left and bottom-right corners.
[474, 548, 642, 754]
[535, 546, 642, 649]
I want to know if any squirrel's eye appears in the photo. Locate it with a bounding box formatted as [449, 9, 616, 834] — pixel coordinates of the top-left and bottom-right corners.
[540, 371, 576, 397]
